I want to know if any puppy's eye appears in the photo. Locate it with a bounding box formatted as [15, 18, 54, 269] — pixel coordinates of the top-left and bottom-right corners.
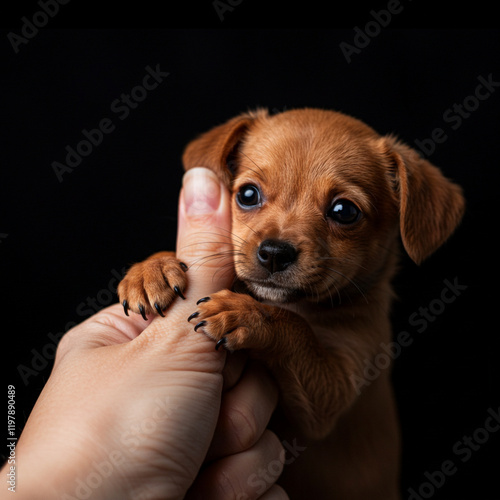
[328, 199, 361, 224]
[236, 184, 261, 208]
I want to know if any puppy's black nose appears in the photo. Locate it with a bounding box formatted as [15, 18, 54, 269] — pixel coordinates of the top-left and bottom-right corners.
[257, 239, 297, 274]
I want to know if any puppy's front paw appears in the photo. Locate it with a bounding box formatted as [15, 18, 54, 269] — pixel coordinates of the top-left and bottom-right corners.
[188, 289, 267, 351]
[118, 252, 188, 320]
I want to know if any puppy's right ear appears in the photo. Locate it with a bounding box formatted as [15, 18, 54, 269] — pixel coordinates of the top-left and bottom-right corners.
[182, 111, 261, 186]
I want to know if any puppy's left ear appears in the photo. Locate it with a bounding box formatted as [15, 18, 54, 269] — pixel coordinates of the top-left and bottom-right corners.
[382, 136, 465, 264]
[182, 110, 265, 186]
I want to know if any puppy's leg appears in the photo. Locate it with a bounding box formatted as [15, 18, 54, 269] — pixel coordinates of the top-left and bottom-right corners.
[189, 289, 359, 440]
[118, 251, 188, 319]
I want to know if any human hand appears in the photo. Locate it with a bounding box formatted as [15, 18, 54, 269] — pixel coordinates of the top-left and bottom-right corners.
[6, 167, 288, 500]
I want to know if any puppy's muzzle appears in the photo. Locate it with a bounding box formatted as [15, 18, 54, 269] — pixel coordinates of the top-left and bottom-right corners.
[257, 239, 297, 274]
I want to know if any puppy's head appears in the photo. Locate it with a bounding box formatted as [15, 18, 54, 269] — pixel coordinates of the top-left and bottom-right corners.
[183, 108, 465, 303]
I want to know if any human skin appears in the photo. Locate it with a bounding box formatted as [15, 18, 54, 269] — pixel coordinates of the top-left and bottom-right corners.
[3, 168, 288, 500]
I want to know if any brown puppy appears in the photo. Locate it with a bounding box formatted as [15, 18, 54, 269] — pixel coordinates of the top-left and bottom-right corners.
[117, 108, 465, 499]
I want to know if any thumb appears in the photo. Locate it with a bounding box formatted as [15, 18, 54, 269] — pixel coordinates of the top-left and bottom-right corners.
[176, 167, 235, 296]
[137, 167, 235, 361]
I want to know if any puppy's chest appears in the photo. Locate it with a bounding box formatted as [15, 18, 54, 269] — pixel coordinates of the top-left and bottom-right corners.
[269, 300, 346, 348]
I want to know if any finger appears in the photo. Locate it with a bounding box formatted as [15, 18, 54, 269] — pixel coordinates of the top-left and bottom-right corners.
[56, 303, 153, 358]
[134, 167, 235, 370]
[186, 430, 285, 500]
[221, 351, 248, 392]
[176, 167, 235, 297]
[207, 363, 279, 461]
[166, 166, 234, 331]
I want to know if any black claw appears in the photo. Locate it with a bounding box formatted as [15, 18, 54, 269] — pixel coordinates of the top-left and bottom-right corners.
[174, 286, 186, 300]
[122, 300, 129, 317]
[196, 296, 211, 305]
[154, 303, 165, 317]
[138, 304, 147, 321]
[187, 311, 199, 322]
[179, 262, 188, 272]
[194, 320, 207, 332]
[215, 337, 227, 351]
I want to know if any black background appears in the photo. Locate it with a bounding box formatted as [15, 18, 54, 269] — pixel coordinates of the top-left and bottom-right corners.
[1, 5, 499, 499]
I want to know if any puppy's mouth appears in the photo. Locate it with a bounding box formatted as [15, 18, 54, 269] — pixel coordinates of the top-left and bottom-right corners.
[244, 277, 304, 303]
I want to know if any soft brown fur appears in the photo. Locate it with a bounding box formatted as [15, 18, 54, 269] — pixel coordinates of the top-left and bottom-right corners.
[118, 108, 465, 499]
